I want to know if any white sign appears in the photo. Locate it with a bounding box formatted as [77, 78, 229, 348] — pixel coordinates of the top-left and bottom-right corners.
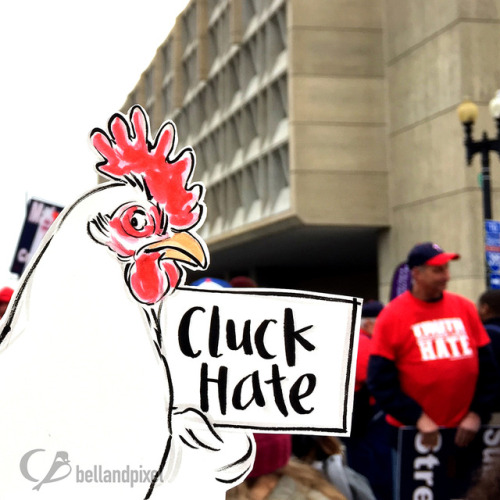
[162, 287, 361, 434]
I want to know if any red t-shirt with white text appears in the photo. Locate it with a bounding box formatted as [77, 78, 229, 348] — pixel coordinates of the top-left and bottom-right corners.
[371, 291, 490, 427]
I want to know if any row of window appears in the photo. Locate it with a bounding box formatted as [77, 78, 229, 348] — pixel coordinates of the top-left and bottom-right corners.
[141, 1, 286, 115]
[176, 73, 287, 166]
[199, 144, 290, 237]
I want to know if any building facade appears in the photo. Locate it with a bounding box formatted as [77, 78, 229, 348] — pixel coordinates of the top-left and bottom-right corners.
[121, 0, 500, 302]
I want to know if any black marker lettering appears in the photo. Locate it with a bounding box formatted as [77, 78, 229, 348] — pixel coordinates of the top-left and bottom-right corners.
[264, 364, 288, 417]
[289, 374, 316, 414]
[284, 308, 314, 367]
[255, 319, 277, 360]
[226, 319, 253, 355]
[178, 306, 205, 358]
[200, 363, 228, 415]
[232, 371, 265, 410]
[208, 306, 223, 358]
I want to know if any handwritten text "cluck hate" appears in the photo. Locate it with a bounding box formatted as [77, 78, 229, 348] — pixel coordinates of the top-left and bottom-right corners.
[177, 306, 317, 417]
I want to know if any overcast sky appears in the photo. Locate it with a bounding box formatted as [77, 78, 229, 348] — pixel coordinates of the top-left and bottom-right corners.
[0, 0, 190, 287]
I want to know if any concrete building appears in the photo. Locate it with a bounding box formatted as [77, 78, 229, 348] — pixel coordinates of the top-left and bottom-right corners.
[121, 0, 500, 302]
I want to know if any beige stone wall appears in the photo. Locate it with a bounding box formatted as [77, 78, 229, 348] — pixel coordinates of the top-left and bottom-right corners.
[381, 0, 500, 301]
[288, 0, 388, 227]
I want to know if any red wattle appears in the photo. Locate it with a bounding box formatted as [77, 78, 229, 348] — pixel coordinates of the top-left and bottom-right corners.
[162, 261, 181, 290]
[129, 252, 169, 304]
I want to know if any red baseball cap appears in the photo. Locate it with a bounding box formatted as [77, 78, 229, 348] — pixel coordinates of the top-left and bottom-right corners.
[407, 242, 460, 269]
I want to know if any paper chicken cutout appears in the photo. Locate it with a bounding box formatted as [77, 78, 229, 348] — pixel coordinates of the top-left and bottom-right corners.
[0, 106, 361, 499]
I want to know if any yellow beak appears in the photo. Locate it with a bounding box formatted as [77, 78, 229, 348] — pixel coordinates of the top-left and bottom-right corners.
[143, 232, 208, 269]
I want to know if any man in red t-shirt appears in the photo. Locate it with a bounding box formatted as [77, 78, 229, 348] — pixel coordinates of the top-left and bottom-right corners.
[368, 242, 498, 449]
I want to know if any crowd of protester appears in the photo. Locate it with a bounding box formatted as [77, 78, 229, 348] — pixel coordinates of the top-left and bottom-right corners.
[222, 242, 500, 500]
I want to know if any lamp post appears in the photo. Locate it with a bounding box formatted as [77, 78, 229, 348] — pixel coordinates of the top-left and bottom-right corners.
[457, 91, 500, 287]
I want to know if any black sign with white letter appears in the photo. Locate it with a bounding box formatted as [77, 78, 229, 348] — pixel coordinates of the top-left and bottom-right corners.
[396, 426, 498, 499]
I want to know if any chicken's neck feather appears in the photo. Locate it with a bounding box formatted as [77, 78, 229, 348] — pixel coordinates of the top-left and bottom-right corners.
[143, 305, 163, 348]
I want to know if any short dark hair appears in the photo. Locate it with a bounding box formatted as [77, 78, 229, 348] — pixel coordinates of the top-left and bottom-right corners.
[479, 290, 500, 316]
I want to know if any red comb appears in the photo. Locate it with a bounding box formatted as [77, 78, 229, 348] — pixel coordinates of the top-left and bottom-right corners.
[91, 106, 204, 230]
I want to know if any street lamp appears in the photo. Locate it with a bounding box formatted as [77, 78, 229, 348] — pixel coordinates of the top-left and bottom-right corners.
[457, 91, 500, 287]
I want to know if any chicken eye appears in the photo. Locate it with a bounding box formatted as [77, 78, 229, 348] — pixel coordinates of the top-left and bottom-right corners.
[129, 211, 148, 231]
[120, 205, 156, 238]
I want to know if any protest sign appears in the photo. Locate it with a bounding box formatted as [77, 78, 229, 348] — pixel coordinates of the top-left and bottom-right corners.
[396, 426, 500, 499]
[162, 287, 361, 433]
[389, 261, 411, 300]
[10, 198, 63, 276]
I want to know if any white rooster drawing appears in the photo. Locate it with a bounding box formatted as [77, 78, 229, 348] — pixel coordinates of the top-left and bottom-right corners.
[0, 106, 253, 499]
